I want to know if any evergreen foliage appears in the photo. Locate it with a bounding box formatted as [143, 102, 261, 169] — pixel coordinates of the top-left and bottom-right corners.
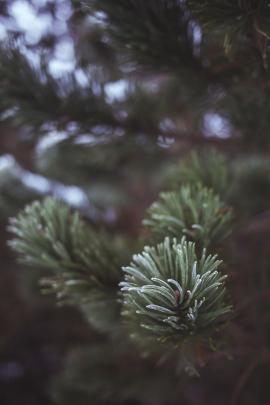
[0, 45, 115, 129]
[170, 150, 230, 197]
[1, 0, 270, 403]
[121, 237, 230, 343]
[88, 0, 197, 72]
[9, 161, 233, 366]
[144, 185, 232, 249]
[188, 0, 270, 52]
[8, 197, 128, 332]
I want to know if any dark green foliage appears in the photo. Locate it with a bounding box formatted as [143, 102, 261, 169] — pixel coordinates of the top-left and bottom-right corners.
[8, 197, 128, 332]
[0, 45, 114, 129]
[8, 198, 120, 284]
[217, 83, 270, 147]
[88, 0, 199, 72]
[188, 0, 270, 52]
[36, 134, 163, 186]
[169, 150, 270, 219]
[144, 185, 232, 249]
[170, 150, 230, 198]
[9, 156, 233, 360]
[2, 0, 270, 403]
[188, 0, 270, 28]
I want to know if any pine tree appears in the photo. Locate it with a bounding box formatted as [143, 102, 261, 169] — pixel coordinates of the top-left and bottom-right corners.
[1, 1, 270, 404]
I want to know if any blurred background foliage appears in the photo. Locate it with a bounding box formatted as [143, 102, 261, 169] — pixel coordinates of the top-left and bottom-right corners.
[0, 0, 270, 404]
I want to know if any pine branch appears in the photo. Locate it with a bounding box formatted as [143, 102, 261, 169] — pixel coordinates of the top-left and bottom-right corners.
[120, 237, 231, 345]
[217, 82, 270, 147]
[169, 150, 230, 198]
[8, 197, 128, 332]
[188, 0, 270, 60]
[143, 184, 233, 250]
[86, 0, 202, 73]
[36, 133, 164, 188]
[0, 44, 115, 130]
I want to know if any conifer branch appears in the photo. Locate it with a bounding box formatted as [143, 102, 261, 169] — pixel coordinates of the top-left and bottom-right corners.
[87, 0, 199, 72]
[144, 184, 232, 250]
[170, 150, 230, 198]
[0, 44, 115, 130]
[120, 237, 231, 345]
[8, 197, 128, 332]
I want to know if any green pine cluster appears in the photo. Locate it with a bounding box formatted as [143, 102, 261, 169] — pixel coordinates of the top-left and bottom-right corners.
[9, 150, 233, 383]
